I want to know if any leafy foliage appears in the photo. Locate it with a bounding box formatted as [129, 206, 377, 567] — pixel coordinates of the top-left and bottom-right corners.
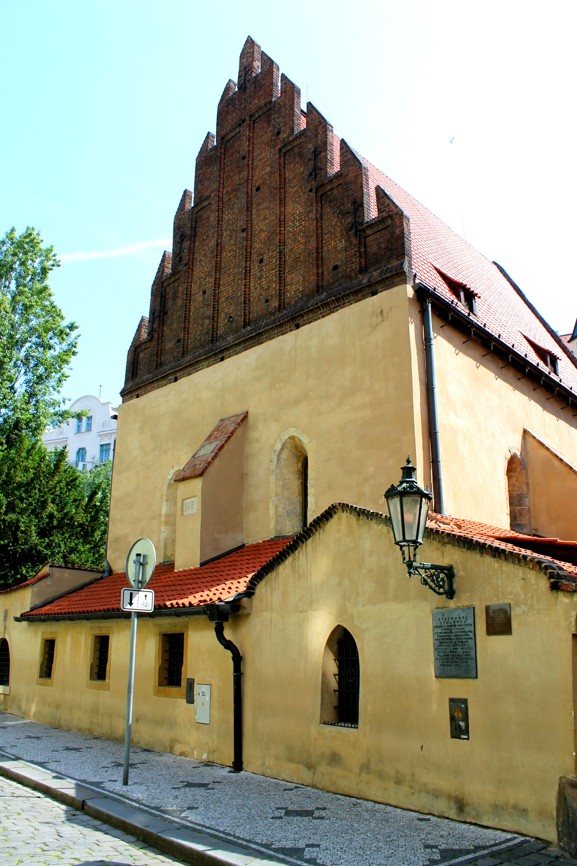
[0, 226, 78, 440]
[0, 436, 112, 589]
[0, 226, 111, 589]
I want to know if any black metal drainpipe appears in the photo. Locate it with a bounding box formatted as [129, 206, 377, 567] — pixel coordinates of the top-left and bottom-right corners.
[213, 621, 243, 772]
[421, 292, 445, 514]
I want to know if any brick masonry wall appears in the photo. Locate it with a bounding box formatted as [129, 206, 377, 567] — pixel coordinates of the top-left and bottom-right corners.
[124, 38, 408, 397]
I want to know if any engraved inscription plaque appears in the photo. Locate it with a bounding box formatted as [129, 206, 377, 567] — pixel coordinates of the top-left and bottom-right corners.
[485, 603, 512, 635]
[432, 608, 477, 678]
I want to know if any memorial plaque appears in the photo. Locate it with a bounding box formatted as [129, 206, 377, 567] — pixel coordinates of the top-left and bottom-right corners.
[432, 607, 477, 678]
[485, 603, 512, 635]
[182, 496, 198, 516]
[449, 698, 470, 739]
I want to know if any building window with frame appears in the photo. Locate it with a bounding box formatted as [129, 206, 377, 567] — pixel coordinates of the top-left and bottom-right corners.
[99, 442, 111, 463]
[0, 638, 10, 686]
[158, 633, 184, 687]
[90, 635, 110, 682]
[39, 638, 56, 680]
[320, 626, 360, 728]
[75, 417, 82, 433]
[99, 443, 111, 463]
[75, 447, 86, 468]
[85, 415, 93, 432]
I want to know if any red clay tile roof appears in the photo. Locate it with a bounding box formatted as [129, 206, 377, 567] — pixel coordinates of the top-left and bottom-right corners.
[174, 412, 248, 482]
[354, 150, 577, 394]
[426, 512, 577, 575]
[244, 503, 577, 595]
[20, 538, 291, 620]
[17, 506, 577, 620]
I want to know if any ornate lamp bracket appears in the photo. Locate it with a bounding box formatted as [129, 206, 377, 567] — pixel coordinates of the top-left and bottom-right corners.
[406, 561, 456, 599]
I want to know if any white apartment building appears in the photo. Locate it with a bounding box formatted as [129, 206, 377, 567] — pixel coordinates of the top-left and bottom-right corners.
[42, 395, 117, 469]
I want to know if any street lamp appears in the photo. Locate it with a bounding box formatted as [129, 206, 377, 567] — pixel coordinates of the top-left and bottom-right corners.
[385, 457, 455, 599]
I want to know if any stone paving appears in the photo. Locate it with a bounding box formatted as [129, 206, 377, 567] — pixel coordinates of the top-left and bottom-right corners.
[1, 711, 577, 866]
[0, 775, 184, 865]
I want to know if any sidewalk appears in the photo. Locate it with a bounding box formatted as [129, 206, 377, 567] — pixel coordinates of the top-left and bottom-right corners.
[1, 711, 575, 866]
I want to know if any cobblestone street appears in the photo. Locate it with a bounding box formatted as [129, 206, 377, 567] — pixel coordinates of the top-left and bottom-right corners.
[0, 776, 183, 866]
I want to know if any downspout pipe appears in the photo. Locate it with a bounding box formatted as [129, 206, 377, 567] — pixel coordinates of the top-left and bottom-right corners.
[204, 604, 243, 772]
[418, 288, 445, 514]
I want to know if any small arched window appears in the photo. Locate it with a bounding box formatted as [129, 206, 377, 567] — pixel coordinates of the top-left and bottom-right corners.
[75, 447, 87, 468]
[273, 434, 309, 536]
[507, 453, 531, 534]
[320, 626, 360, 728]
[0, 638, 10, 687]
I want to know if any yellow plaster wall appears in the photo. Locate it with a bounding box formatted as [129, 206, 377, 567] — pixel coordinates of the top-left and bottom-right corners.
[175, 477, 202, 570]
[524, 431, 577, 539]
[0, 584, 33, 713]
[242, 510, 577, 841]
[3, 511, 576, 840]
[108, 284, 417, 571]
[110, 288, 577, 577]
[428, 309, 577, 535]
[0, 606, 236, 766]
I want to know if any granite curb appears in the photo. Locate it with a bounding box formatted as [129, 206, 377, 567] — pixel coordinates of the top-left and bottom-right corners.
[0, 754, 293, 866]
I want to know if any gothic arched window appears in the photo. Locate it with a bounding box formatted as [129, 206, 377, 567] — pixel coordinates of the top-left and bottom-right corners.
[273, 434, 309, 536]
[507, 453, 531, 533]
[320, 626, 360, 728]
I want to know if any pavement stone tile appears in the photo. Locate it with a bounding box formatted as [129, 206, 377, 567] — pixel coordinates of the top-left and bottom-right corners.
[2, 710, 577, 866]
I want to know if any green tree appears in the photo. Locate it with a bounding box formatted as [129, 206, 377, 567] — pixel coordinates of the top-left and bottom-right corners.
[0, 436, 112, 589]
[0, 226, 112, 589]
[0, 226, 78, 440]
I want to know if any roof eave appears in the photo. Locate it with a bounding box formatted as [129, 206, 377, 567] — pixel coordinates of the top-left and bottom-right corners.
[415, 282, 576, 407]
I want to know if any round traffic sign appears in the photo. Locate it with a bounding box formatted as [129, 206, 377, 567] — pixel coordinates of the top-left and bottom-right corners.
[125, 538, 157, 589]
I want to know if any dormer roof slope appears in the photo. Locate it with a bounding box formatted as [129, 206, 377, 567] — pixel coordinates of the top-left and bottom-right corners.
[174, 412, 248, 482]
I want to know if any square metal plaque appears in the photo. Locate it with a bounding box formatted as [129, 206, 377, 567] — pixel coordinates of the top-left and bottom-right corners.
[485, 603, 512, 635]
[432, 607, 477, 679]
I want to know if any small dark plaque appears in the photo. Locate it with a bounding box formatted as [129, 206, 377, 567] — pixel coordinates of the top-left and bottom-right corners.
[186, 678, 195, 704]
[485, 604, 512, 636]
[432, 607, 477, 678]
[449, 698, 469, 739]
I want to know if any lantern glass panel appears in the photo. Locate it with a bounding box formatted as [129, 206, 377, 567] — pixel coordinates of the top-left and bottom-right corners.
[400, 493, 426, 544]
[387, 495, 404, 544]
[417, 495, 430, 543]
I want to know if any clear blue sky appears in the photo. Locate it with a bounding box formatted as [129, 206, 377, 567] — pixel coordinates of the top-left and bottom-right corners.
[2, 0, 575, 406]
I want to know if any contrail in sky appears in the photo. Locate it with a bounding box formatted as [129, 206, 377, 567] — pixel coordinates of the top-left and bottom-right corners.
[60, 239, 171, 263]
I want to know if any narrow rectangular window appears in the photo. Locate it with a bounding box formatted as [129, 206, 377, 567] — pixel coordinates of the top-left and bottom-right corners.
[90, 635, 110, 681]
[85, 415, 93, 432]
[39, 638, 56, 679]
[75, 417, 82, 433]
[99, 443, 111, 463]
[158, 633, 184, 687]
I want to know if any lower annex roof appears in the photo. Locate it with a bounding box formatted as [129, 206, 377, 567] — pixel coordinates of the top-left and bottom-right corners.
[17, 504, 577, 622]
[19, 538, 292, 621]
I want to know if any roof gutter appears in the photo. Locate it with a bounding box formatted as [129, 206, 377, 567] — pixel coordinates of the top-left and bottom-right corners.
[415, 282, 577, 407]
[15, 606, 210, 623]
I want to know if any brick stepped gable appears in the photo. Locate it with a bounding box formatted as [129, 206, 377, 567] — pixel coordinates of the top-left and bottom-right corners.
[124, 36, 577, 403]
[124, 36, 409, 397]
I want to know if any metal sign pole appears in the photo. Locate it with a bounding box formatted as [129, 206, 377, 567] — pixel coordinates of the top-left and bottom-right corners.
[122, 553, 144, 785]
